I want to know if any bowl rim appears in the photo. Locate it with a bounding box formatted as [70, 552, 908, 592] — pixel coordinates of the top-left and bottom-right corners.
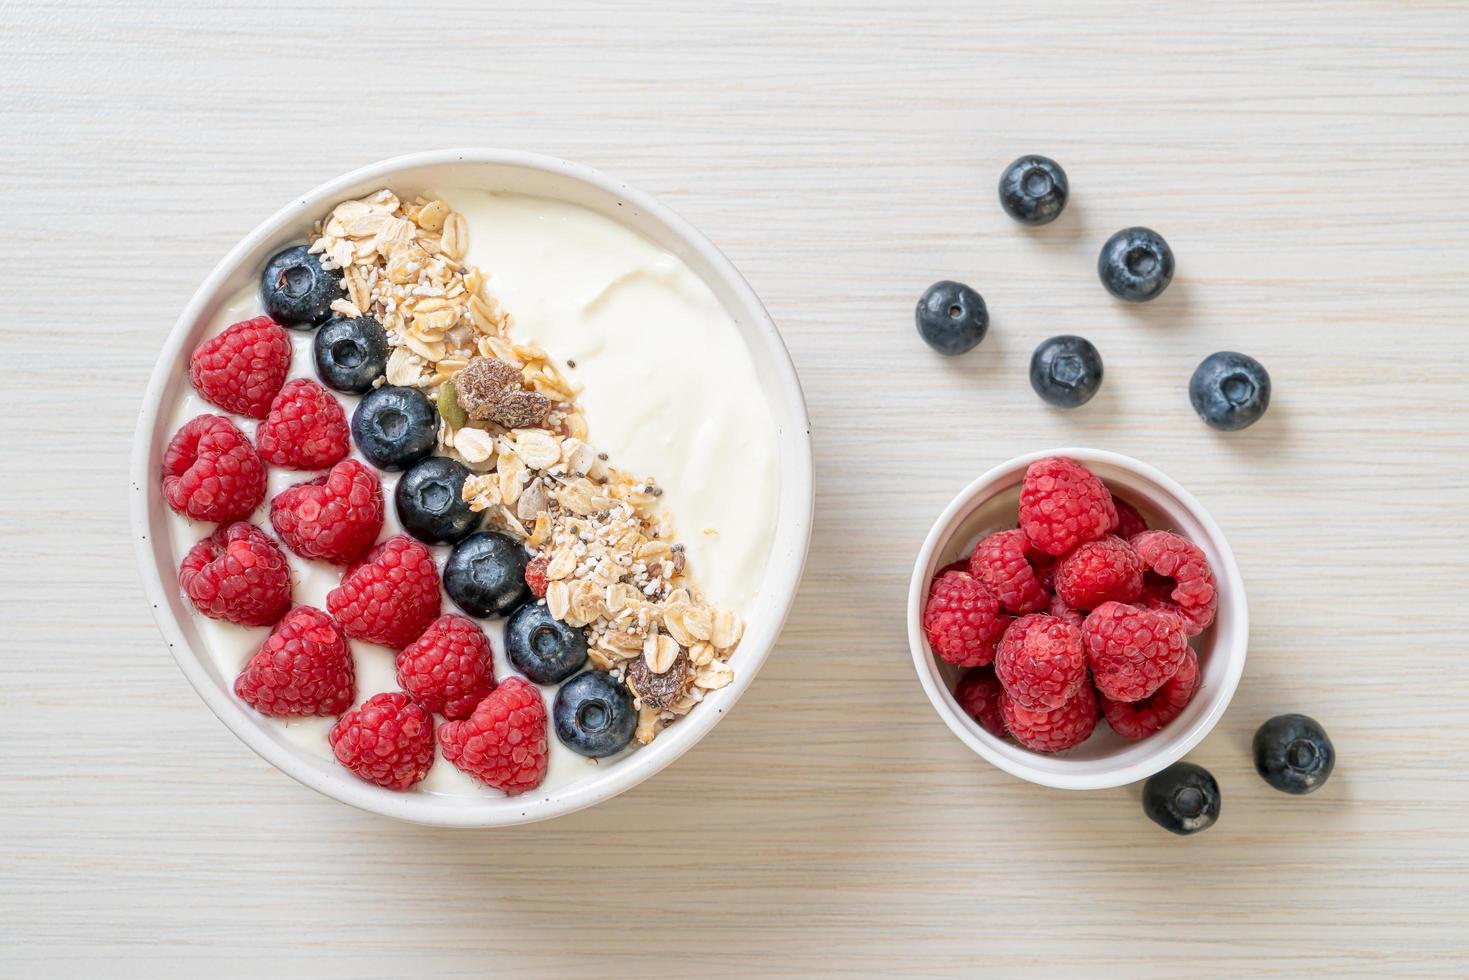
[130, 148, 814, 826]
[906, 447, 1247, 790]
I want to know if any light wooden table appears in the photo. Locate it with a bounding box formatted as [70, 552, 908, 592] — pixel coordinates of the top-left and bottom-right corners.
[4, 1, 1467, 976]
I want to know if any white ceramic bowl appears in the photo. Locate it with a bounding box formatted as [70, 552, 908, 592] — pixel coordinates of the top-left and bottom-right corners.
[907, 448, 1246, 790]
[131, 149, 813, 826]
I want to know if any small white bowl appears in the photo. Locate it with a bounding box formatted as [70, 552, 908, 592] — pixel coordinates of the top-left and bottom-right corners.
[907, 448, 1247, 790]
[131, 149, 813, 826]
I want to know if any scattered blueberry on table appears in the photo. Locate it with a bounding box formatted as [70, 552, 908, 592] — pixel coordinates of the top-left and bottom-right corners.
[1029, 335, 1104, 408]
[1142, 762, 1221, 836]
[1098, 226, 1174, 303]
[314, 315, 389, 394]
[443, 530, 530, 619]
[554, 670, 638, 758]
[506, 600, 590, 685]
[350, 384, 438, 471]
[998, 154, 1069, 225]
[394, 455, 480, 545]
[915, 280, 989, 355]
[1190, 351, 1271, 431]
[1254, 714, 1335, 795]
[914, 155, 1282, 430]
[261, 244, 343, 329]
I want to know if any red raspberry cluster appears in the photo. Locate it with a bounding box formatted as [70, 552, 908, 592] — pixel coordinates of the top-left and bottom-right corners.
[926, 456, 1216, 750]
[161, 314, 550, 797]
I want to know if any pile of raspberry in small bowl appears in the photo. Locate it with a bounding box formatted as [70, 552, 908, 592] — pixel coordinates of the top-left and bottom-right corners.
[923, 455, 1219, 755]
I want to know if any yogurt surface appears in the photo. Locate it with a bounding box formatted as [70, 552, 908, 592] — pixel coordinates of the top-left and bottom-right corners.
[163, 191, 779, 798]
[442, 188, 778, 613]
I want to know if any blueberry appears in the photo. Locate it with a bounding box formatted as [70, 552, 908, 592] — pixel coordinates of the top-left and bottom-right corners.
[350, 385, 437, 471]
[505, 600, 588, 685]
[915, 280, 988, 355]
[394, 456, 480, 545]
[1030, 335, 1103, 408]
[443, 531, 529, 618]
[1098, 227, 1174, 303]
[553, 670, 636, 758]
[314, 316, 388, 394]
[261, 244, 343, 329]
[998, 155, 1069, 225]
[1142, 762, 1221, 836]
[1254, 714, 1335, 795]
[1190, 351, 1271, 431]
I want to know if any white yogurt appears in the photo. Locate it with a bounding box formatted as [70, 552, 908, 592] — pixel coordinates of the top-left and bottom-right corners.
[441, 189, 778, 612]
[162, 193, 779, 799]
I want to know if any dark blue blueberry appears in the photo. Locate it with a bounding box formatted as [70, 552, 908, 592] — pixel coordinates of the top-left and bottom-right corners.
[998, 155, 1069, 225]
[1142, 762, 1220, 836]
[394, 456, 480, 545]
[443, 531, 529, 619]
[260, 244, 343, 329]
[1030, 335, 1103, 408]
[553, 670, 636, 758]
[1254, 714, 1335, 795]
[1098, 227, 1174, 303]
[915, 280, 988, 355]
[314, 315, 388, 394]
[350, 385, 437, 471]
[1190, 351, 1271, 431]
[505, 600, 588, 685]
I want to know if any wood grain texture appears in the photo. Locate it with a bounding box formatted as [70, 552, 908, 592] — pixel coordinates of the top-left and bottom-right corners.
[3, 0, 1468, 976]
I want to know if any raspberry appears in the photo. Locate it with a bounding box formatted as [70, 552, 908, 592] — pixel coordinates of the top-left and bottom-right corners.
[396, 614, 496, 719]
[1054, 535, 1144, 610]
[438, 676, 549, 796]
[968, 529, 1049, 614]
[994, 614, 1086, 710]
[1048, 593, 1085, 628]
[178, 522, 291, 627]
[524, 555, 550, 598]
[270, 459, 384, 565]
[922, 571, 1004, 667]
[327, 534, 440, 649]
[161, 414, 268, 523]
[1018, 456, 1118, 557]
[953, 666, 1007, 739]
[255, 378, 350, 470]
[1001, 681, 1098, 753]
[1131, 530, 1218, 637]
[1113, 496, 1148, 540]
[1101, 648, 1200, 740]
[1081, 601, 1188, 702]
[188, 315, 292, 419]
[234, 606, 354, 716]
[329, 692, 435, 791]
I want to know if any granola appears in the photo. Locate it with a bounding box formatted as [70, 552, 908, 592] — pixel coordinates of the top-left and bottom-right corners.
[309, 189, 740, 744]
